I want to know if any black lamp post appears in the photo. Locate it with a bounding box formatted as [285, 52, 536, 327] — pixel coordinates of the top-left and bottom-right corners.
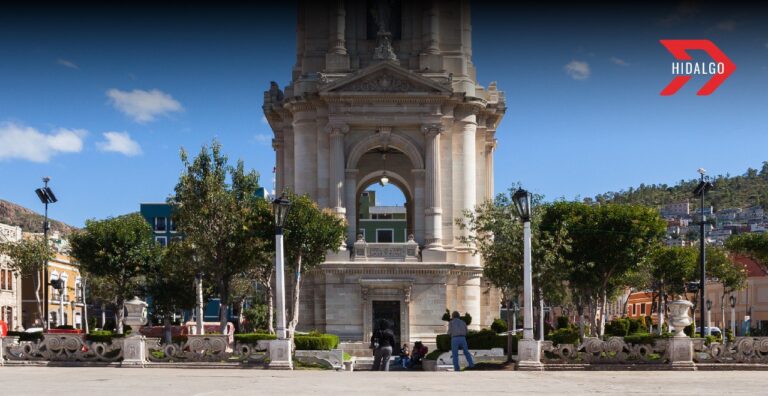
[35, 177, 57, 330]
[693, 168, 712, 339]
[272, 194, 292, 341]
[729, 295, 736, 335]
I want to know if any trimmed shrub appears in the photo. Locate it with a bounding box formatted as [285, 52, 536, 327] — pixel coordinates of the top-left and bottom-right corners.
[605, 318, 630, 337]
[441, 309, 472, 325]
[627, 317, 647, 334]
[623, 332, 655, 345]
[85, 330, 124, 343]
[294, 333, 339, 350]
[234, 332, 277, 344]
[436, 329, 511, 353]
[7, 331, 43, 342]
[546, 328, 579, 346]
[491, 318, 508, 334]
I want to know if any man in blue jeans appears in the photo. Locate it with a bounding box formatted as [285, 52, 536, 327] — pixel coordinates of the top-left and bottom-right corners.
[448, 311, 474, 371]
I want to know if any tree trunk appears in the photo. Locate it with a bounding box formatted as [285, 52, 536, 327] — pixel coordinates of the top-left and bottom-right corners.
[504, 292, 513, 362]
[33, 268, 43, 327]
[599, 289, 608, 338]
[195, 273, 205, 335]
[219, 277, 230, 335]
[163, 315, 173, 344]
[577, 300, 585, 340]
[288, 255, 302, 337]
[116, 298, 125, 335]
[266, 278, 275, 335]
[658, 289, 666, 336]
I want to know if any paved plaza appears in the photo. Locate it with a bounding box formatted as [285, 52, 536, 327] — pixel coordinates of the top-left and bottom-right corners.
[0, 367, 766, 395]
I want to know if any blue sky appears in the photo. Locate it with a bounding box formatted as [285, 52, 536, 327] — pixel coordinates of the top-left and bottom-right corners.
[1, 2, 767, 227]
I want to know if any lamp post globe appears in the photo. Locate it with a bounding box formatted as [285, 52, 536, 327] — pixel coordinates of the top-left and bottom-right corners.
[512, 188, 532, 222]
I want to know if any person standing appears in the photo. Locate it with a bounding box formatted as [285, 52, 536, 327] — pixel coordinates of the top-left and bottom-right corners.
[371, 320, 396, 371]
[448, 311, 474, 371]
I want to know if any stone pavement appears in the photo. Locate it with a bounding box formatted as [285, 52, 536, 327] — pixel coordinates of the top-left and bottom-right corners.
[0, 367, 765, 395]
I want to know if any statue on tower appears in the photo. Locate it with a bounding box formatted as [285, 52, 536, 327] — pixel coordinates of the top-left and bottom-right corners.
[371, 0, 397, 61]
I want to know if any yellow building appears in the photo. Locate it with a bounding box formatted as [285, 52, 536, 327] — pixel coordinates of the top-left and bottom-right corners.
[20, 232, 84, 330]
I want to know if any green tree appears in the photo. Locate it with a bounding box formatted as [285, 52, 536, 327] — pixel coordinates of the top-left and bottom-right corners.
[0, 236, 53, 327]
[69, 213, 160, 334]
[282, 192, 346, 336]
[541, 202, 666, 337]
[146, 240, 197, 341]
[171, 140, 273, 334]
[457, 188, 570, 357]
[726, 232, 768, 271]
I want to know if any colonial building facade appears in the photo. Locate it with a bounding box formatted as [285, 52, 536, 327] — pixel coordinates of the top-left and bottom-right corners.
[0, 223, 23, 331]
[264, 0, 506, 344]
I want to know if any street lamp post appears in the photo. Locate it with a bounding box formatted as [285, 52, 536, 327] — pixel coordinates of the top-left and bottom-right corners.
[705, 299, 712, 336]
[729, 295, 736, 337]
[35, 177, 57, 330]
[513, 188, 541, 370]
[693, 168, 712, 340]
[269, 194, 293, 370]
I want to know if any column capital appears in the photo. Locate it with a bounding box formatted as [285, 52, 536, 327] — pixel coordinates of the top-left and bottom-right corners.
[420, 123, 444, 137]
[271, 137, 283, 150]
[325, 122, 350, 135]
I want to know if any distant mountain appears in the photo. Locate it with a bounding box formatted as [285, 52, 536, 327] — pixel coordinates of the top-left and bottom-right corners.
[0, 199, 77, 235]
[589, 162, 768, 211]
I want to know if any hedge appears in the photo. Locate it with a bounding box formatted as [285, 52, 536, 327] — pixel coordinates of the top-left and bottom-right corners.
[6, 331, 43, 342]
[234, 333, 277, 344]
[490, 318, 507, 334]
[546, 328, 579, 346]
[294, 333, 339, 350]
[85, 330, 124, 343]
[436, 329, 511, 353]
[623, 332, 656, 345]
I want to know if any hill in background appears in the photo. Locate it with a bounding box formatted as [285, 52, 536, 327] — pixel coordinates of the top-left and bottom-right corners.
[589, 162, 768, 211]
[0, 199, 77, 235]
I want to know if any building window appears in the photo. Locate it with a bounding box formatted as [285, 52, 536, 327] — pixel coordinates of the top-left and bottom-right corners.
[376, 229, 394, 243]
[640, 303, 646, 315]
[6, 270, 11, 290]
[155, 236, 167, 247]
[154, 217, 167, 232]
[0, 269, 5, 289]
[169, 218, 177, 233]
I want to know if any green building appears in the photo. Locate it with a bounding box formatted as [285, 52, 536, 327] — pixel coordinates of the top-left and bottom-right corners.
[358, 190, 408, 243]
[139, 203, 179, 247]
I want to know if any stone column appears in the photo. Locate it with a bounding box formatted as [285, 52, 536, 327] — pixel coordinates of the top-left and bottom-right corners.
[316, 115, 330, 208]
[328, 124, 349, 214]
[344, 168, 358, 247]
[421, 124, 443, 250]
[412, 168, 425, 245]
[485, 139, 496, 201]
[457, 272, 482, 331]
[424, 1, 440, 54]
[326, 0, 349, 71]
[283, 125, 295, 192]
[272, 137, 284, 194]
[456, 105, 478, 264]
[293, 111, 317, 197]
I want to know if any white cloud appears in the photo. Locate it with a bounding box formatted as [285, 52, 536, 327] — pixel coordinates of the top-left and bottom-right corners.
[56, 58, 79, 69]
[564, 60, 591, 80]
[97, 131, 142, 156]
[715, 19, 737, 32]
[106, 88, 183, 123]
[254, 133, 272, 145]
[0, 122, 85, 163]
[610, 57, 630, 67]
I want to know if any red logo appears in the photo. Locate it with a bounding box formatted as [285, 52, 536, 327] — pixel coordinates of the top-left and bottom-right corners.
[660, 39, 736, 96]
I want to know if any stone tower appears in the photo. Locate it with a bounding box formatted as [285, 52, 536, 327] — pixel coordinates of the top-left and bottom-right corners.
[264, 0, 506, 345]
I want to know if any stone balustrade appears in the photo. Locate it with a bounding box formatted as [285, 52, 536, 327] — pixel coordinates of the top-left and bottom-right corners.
[352, 235, 420, 262]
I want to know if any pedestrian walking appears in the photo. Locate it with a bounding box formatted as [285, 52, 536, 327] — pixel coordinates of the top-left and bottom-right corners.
[371, 320, 396, 371]
[448, 311, 474, 371]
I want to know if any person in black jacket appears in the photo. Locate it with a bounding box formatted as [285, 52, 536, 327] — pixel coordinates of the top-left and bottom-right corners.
[371, 319, 396, 371]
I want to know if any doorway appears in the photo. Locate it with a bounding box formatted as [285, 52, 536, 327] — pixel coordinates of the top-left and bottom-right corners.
[372, 300, 401, 347]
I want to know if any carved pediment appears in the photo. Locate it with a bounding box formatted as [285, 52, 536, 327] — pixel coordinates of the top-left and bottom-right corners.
[320, 62, 452, 95]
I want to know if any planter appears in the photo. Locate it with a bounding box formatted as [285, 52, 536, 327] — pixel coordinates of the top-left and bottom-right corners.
[343, 359, 354, 372]
[667, 300, 694, 337]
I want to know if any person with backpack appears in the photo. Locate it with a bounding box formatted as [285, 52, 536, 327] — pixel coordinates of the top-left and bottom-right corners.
[371, 319, 396, 371]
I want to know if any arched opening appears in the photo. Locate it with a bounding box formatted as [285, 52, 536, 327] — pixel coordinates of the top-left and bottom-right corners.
[355, 147, 412, 243]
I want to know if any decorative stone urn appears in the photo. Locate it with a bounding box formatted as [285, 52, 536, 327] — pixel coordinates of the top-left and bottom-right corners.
[122, 297, 148, 367]
[667, 300, 694, 337]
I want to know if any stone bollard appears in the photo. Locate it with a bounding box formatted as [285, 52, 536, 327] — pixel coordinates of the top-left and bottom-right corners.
[516, 338, 543, 371]
[268, 339, 294, 370]
[121, 296, 148, 368]
[0, 336, 5, 366]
